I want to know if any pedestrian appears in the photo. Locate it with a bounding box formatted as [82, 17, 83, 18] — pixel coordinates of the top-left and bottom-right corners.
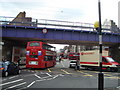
[59, 56, 62, 62]
[17, 57, 21, 66]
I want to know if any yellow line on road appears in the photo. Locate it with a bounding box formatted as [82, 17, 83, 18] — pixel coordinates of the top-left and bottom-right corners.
[105, 76, 118, 79]
[47, 68, 52, 72]
[95, 72, 99, 73]
[104, 74, 112, 76]
[61, 69, 71, 74]
[83, 75, 93, 77]
[77, 70, 93, 76]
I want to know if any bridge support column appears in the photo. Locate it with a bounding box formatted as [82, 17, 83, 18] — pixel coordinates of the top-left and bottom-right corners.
[75, 45, 80, 70]
[2, 41, 13, 61]
[109, 44, 120, 63]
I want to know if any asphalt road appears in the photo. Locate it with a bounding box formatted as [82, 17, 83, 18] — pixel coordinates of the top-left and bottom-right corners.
[0, 59, 120, 90]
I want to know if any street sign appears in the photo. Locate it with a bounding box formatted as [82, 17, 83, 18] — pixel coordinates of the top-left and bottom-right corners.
[42, 29, 48, 34]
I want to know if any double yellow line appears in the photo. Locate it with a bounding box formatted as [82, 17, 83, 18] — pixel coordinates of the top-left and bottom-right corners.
[47, 68, 71, 74]
[61, 69, 71, 74]
[77, 70, 93, 77]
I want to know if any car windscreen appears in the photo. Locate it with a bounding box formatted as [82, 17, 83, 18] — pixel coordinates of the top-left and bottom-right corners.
[105, 57, 115, 62]
[30, 42, 40, 46]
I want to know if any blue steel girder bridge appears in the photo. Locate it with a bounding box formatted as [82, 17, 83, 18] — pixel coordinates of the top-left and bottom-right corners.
[1, 16, 120, 46]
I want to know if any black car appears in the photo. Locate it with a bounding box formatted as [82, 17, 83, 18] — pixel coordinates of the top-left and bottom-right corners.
[0, 61, 21, 77]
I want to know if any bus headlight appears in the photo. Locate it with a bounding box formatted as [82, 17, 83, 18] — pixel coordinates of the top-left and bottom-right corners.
[26, 51, 30, 55]
[38, 51, 42, 56]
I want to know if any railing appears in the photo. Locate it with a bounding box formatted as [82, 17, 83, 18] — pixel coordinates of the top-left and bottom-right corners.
[0, 16, 120, 33]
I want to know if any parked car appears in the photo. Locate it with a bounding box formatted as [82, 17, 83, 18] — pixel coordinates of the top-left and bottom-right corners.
[0, 61, 21, 77]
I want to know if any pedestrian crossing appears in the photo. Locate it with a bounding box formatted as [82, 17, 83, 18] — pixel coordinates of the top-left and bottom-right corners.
[21, 68, 120, 79]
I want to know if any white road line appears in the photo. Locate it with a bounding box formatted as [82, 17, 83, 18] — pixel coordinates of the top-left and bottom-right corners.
[36, 74, 64, 82]
[9, 75, 19, 79]
[5, 82, 26, 90]
[27, 81, 36, 88]
[36, 79, 46, 82]
[34, 74, 42, 79]
[46, 73, 52, 77]
[59, 74, 64, 77]
[42, 74, 62, 79]
[42, 76, 51, 79]
[0, 79, 23, 86]
[46, 78, 53, 80]
[53, 75, 59, 79]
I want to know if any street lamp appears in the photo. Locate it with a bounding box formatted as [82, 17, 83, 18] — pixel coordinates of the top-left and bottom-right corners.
[98, 0, 104, 90]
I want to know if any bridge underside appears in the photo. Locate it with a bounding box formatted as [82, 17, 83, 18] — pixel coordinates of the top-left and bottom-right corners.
[2, 25, 120, 46]
[2, 37, 116, 46]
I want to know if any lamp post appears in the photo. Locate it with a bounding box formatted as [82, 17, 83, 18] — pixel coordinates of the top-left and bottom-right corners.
[98, 0, 104, 90]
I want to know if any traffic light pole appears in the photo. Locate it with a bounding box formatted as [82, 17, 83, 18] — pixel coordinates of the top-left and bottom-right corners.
[98, 0, 104, 90]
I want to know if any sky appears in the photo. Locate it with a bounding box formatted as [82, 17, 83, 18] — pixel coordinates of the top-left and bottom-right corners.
[0, 0, 119, 23]
[0, 0, 119, 50]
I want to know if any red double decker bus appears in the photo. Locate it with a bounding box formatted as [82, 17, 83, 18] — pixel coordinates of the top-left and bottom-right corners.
[26, 41, 56, 68]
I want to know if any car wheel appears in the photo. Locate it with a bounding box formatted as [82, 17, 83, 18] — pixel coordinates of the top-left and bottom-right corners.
[69, 64, 72, 68]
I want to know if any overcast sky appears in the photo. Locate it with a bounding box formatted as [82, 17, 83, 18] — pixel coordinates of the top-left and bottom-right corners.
[0, 0, 119, 50]
[0, 0, 119, 24]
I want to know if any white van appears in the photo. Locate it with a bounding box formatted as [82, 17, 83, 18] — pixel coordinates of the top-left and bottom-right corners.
[80, 50, 119, 71]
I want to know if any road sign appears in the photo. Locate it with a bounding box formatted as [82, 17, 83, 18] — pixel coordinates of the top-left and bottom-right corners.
[42, 29, 48, 34]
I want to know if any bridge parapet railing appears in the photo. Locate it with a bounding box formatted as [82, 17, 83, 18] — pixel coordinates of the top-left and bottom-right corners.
[0, 16, 120, 33]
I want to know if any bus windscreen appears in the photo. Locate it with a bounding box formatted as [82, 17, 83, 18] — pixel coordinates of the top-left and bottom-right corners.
[30, 42, 40, 46]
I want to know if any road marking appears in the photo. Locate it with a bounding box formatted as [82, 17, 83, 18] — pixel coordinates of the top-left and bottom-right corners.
[27, 81, 36, 88]
[105, 76, 118, 79]
[0, 79, 23, 86]
[104, 74, 112, 76]
[83, 75, 93, 77]
[77, 71, 93, 76]
[9, 75, 19, 79]
[42, 76, 51, 79]
[36, 74, 62, 82]
[47, 68, 52, 72]
[34, 74, 42, 79]
[61, 69, 71, 74]
[53, 75, 59, 79]
[95, 72, 99, 73]
[5, 82, 26, 90]
[46, 73, 52, 77]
